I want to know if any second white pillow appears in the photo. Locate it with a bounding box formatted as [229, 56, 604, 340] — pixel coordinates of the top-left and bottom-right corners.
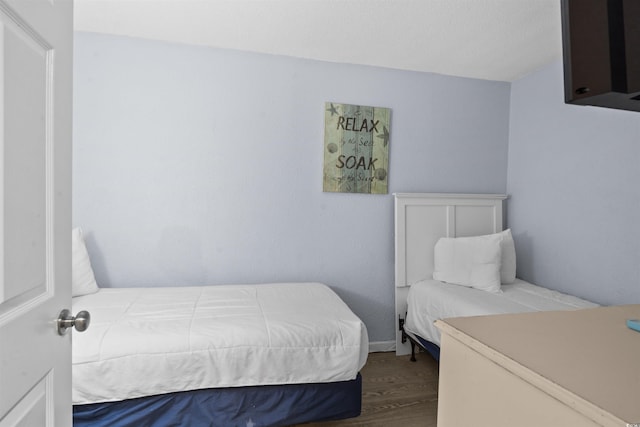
[498, 229, 516, 284]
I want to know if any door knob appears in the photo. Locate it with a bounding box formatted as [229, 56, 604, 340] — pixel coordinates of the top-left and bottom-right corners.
[57, 309, 91, 335]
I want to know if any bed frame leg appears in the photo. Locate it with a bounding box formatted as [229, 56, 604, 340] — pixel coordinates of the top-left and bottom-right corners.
[400, 317, 418, 362]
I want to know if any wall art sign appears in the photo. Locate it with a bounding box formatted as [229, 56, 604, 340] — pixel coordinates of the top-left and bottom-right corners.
[323, 102, 390, 194]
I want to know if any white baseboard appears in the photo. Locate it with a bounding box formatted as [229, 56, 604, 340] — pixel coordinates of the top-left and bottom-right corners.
[368, 340, 396, 353]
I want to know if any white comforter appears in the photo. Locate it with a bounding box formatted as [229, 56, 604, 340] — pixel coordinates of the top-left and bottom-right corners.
[404, 278, 598, 347]
[72, 282, 369, 405]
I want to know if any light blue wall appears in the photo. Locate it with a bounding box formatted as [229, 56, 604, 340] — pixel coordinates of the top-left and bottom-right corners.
[507, 60, 640, 305]
[73, 33, 511, 343]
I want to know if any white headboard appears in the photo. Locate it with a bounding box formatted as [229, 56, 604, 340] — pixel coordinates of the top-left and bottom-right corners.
[394, 193, 507, 355]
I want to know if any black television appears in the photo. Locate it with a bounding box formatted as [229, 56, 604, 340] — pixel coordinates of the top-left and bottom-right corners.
[561, 0, 640, 112]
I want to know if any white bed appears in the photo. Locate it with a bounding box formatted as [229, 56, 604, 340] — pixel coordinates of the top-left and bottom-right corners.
[404, 278, 598, 348]
[72, 282, 369, 405]
[394, 193, 598, 358]
[70, 228, 369, 426]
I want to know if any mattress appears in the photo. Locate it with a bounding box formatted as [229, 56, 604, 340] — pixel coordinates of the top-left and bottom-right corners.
[404, 278, 598, 347]
[72, 282, 369, 405]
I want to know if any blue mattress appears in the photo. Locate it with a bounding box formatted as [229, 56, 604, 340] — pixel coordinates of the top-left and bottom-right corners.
[73, 374, 362, 427]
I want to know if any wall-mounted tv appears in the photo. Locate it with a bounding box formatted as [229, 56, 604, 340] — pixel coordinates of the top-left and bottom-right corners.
[561, 0, 640, 112]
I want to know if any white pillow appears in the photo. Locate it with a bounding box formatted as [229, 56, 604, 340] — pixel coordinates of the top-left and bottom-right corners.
[498, 229, 517, 284]
[72, 227, 99, 297]
[433, 233, 503, 292]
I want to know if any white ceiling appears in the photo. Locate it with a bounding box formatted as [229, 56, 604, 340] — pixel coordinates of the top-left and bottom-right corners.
[73, 0, 563, 82]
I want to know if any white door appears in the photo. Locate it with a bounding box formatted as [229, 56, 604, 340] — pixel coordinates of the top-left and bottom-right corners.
[0, 0, 73, 426]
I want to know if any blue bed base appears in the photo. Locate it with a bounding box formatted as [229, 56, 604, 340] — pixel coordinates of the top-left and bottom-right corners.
[414, 335, 440, 361]
[73, 374, 362, 427]
[402, 323, 440, 362]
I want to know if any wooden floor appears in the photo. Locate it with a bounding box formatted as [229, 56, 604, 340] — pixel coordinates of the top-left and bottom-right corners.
[299, 351, 439, 427]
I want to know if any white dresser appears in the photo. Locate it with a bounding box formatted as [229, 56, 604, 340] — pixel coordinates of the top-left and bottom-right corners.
[436, 304, 640, 427]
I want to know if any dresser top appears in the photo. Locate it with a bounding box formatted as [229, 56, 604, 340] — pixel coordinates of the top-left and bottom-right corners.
[437, 304, 640, 425]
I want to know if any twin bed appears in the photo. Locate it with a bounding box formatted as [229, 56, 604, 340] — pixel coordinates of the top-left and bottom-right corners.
[70, 229, 368, 426]
[394, 193, 598, 361]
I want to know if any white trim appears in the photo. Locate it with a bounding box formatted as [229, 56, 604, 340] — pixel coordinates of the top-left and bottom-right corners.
[369, 340, 395, 353]
[393, 192, 508, 200]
